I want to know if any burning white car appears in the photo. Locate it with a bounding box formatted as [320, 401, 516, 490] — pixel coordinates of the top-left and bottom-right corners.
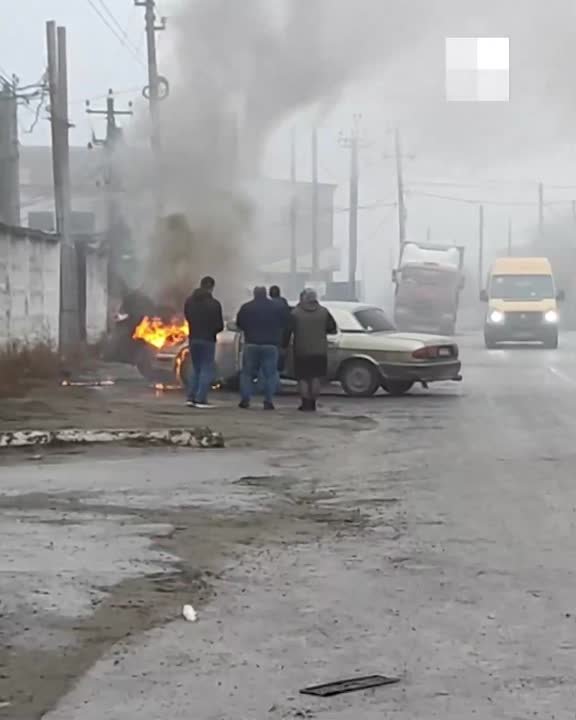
[134, 302, 462, 397]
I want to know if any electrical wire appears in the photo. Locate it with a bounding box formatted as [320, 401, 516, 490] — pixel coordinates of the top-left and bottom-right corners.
[85, 0, 144, 68]
[23, 91, 47, 134]
[407, 189, 576, 208]
[94, 0, 134, 44]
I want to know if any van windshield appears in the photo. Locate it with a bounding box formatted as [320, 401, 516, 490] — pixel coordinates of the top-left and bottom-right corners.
[490, 274, 554, 301]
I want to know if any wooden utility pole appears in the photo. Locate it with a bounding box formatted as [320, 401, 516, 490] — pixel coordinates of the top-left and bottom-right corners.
[311, 127, 319, 277]
[86, 90, 133, 317]
[135, 0, 166, 215]
[47, 21, 79, 351]
[0, 79, 20, 225]
[538, 182, 544, 240]
[478, 205, 485, 291]
[395, 129, 407, 249]
[289, 128, 297, 282]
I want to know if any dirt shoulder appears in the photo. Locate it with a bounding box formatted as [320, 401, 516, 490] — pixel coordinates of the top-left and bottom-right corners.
[0, 379, 377, 452]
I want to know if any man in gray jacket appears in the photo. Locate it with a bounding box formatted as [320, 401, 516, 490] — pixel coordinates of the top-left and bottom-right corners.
[289, 288, 337, 412]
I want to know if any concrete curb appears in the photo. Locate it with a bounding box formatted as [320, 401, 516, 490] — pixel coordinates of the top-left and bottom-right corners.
[0, 428, 225, 449]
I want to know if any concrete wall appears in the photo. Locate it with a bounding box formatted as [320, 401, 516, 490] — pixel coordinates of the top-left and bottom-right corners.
[0, 222, 60, 346]
[85, 248, 108, 343]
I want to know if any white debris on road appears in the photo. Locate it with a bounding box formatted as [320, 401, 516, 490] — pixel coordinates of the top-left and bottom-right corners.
[0, 428, 224, 449]
[182, 605, 198, 622]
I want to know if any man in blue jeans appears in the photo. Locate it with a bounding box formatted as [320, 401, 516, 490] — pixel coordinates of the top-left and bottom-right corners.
[236, 286, 289, 410]
[183, 276, 224, 409]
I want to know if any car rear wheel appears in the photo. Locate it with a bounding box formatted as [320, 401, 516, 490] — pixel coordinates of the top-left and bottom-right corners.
[340, 360, 380, 397]
[382, 380, 414, 396]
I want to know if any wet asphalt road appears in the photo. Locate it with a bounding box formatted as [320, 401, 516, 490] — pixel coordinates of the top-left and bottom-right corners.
[4, 333, 576, 718]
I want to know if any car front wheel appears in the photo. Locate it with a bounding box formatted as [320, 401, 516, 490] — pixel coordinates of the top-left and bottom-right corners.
[340, 360, 380, 397]
[382, 380, 414, 396]
[177, 350, 191, 387]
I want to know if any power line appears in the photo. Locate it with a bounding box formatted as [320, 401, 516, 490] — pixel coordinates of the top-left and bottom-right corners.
[407, 189, 576, 208]
[86, 0, 144, 67]
[94, 0, 133, 43]
[70, 86, 141, 108]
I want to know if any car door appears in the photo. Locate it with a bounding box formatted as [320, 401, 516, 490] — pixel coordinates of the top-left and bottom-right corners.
[326, 323, 342, 379]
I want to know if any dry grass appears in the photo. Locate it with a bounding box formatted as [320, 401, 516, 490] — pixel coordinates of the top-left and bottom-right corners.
[0, 341, 62, 397]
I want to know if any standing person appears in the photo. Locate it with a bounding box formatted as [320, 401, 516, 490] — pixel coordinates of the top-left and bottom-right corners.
[183, 276, 224, 409]
[290, 288, 337, 412]
[269, 285, 291, 379]
[237, 286, 287, 410]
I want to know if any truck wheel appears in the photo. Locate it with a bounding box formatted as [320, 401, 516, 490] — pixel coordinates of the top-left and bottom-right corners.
[382, 380, 414, 396]
[340, 360, 380, 397]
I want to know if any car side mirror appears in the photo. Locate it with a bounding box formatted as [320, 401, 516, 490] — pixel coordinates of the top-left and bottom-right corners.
[226, 320, 238, 331]
[479, 290, 488, 302]
[557, 290, 566, 302]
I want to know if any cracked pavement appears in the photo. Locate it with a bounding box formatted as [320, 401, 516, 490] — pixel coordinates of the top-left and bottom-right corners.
[2, 335, 576, 718]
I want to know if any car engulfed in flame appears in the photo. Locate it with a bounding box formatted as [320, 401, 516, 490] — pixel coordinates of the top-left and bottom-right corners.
[132, 316, 189, 351]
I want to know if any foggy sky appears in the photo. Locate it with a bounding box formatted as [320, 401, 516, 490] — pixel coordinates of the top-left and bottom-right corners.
[7, 1, 576, 304]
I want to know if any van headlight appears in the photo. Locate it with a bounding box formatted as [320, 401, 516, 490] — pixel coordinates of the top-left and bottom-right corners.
[489, 310, 505, 324]
[544, 310, 559, 323]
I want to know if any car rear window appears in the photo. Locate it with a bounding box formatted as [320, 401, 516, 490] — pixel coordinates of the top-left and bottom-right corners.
[354, 308, 396, 332]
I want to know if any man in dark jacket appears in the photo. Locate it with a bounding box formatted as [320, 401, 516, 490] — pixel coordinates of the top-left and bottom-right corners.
[183, 276, 224, 408]
[269, 285, 291, 376]
[236, 286, 289, 410]
[290, 288, 337, 412]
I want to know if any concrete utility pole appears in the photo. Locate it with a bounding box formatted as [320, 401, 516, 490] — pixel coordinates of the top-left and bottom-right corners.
[135, 0, 166, 215]
[395, 129, 407, 249]
[0, 79, 20, 225]
[86, 90, 133, 317]
[347, 117, 360, 292]
[289, 128, 298, 283]
[311, 127, 319, 278]
[538, 182, 544, 240]
[47, 21, 79, 352]
[339, 116, 365, 299]
[478, 205, 485, 291]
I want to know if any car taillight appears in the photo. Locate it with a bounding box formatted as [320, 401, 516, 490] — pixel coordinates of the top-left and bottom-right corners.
[413, 345, 456, 360]
[413, 346, 439, 359]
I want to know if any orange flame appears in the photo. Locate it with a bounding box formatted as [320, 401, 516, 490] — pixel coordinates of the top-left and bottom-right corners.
[132, 316, 189, 350]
